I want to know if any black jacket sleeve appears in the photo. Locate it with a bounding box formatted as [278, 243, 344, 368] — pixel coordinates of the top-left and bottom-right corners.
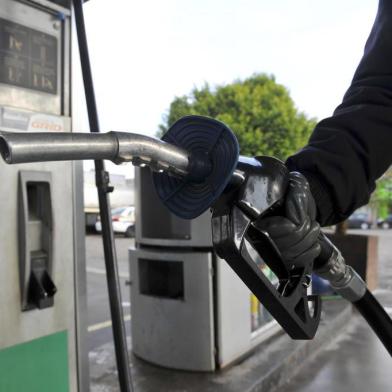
[286, 0, 392, 226]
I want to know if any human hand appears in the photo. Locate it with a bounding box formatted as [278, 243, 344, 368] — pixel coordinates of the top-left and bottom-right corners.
[255, 172, 321, 270]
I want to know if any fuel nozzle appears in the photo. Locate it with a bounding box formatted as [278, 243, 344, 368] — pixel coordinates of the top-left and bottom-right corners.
[0, 115, 240, 219]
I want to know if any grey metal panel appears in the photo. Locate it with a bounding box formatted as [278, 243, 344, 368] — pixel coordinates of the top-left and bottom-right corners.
[0, 160, 79, 391]
[0, 115, 80, 390]
[215, 256, 251, 368]
[135, 167, 213, 248]
[129, 246, 215, 371]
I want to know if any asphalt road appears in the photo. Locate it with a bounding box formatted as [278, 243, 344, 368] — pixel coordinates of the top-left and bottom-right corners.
[86, 234, 134, 352]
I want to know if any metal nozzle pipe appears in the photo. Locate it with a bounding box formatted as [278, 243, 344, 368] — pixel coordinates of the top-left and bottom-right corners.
[0, 131, 190, 176]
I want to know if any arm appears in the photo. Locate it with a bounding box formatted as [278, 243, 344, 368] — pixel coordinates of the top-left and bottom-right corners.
[286, 0, 392, 226]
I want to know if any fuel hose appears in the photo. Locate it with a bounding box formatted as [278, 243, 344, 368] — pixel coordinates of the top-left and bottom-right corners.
[316, 234, 392, 356]
[353, 289, 392, 356]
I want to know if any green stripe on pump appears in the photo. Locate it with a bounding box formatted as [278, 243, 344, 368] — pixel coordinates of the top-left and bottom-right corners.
[0, 331, 70, 392]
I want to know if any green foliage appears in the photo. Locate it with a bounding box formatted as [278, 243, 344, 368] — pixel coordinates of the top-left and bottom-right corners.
[159, 74, 316, 160]
[370, 169, 392, 219]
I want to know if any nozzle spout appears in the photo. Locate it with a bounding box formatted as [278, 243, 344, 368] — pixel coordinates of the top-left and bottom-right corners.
[0, 132, 118, 163]
[0, 131, 190, 176]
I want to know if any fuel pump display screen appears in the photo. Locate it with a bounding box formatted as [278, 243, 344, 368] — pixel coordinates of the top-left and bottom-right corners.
[0, 18, 57, 94]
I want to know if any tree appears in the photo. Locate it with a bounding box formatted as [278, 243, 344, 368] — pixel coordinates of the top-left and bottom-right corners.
[159, 74, 316, 160]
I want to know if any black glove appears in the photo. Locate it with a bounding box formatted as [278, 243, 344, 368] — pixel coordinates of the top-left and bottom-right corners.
[255, 172, 321, 270]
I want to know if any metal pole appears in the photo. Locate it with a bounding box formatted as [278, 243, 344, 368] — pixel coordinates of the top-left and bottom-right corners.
[72, 1, 134, 391]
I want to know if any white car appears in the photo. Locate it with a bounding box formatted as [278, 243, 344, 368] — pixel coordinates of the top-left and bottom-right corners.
[95, 206, 135, 237]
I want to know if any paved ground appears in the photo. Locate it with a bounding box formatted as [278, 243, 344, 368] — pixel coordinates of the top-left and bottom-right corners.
[86, 234, 133, 352]
[86, 229, 392, 391]
[275, 229, 392, 392]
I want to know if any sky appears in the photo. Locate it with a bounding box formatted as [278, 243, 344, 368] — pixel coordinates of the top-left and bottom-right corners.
[72, 0, 378, 178]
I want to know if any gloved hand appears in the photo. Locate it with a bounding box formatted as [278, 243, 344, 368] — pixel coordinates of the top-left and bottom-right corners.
[255, 172, 321, 270]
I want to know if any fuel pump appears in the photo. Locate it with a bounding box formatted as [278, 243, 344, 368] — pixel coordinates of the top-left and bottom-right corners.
[0, 1, 88, 391]
[1, 114, 392, 356]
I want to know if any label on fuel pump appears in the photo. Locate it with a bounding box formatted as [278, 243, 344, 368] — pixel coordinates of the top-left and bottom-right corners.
[0, 106, 70, 132]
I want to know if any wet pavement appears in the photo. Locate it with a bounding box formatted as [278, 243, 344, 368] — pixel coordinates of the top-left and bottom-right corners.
[85, 234, 132, 352]
[276, 230, 392, 392]
[89, 301, 351, 392]
[87, 229, 392, 391]
[275, 314, 392, 392]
